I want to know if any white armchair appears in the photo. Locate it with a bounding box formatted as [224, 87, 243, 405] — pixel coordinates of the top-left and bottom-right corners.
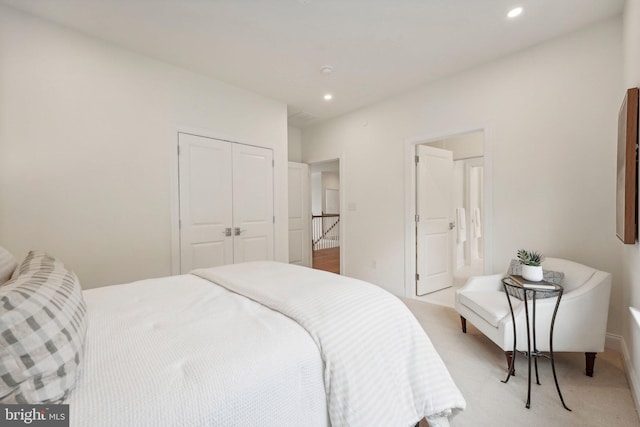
[454, 257, 611, 376]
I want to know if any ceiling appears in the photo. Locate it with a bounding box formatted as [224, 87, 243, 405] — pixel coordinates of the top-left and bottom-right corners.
[0, 0, 624, 127]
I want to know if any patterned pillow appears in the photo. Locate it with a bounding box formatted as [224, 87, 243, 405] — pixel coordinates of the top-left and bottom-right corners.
[0, 246, 17, 284]
[506, 259, 564, 300]
[0, 251, 87, 403]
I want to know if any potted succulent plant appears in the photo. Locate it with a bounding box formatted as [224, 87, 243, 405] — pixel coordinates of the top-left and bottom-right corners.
[517, 249, 544, 282]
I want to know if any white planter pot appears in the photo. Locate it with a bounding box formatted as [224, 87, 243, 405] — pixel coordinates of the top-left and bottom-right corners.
[522, 265, 543, 282]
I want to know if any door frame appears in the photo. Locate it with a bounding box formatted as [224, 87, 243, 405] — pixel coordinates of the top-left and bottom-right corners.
[288, 161, 312, 267]
[170, 127, 274, 275]
[403, 126, 493, 299]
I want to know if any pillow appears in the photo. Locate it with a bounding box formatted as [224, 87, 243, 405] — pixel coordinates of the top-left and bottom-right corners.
[0, 251, 87, 404]
[506, 259, 564, 300]
[0, 246, 17, 284]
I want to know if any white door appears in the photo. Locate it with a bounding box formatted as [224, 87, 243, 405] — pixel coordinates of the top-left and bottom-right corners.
[288, 162, 311, 267]
[416, 145, 454, 295]
[232, 143, 274, 263]
[178, 133, 233, 272]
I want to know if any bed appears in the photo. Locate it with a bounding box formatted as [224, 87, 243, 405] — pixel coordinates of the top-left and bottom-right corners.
[0, 249, 465, 427]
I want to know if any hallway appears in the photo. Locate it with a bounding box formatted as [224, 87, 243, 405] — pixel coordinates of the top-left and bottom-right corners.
[312, 247, 340, 274]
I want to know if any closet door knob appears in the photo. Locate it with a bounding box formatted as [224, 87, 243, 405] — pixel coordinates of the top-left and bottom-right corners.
[224, 227, 232, 237]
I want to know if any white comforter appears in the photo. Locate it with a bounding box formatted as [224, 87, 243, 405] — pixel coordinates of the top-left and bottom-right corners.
[68, 274, 328, 427]
[193, 262, 465, 427]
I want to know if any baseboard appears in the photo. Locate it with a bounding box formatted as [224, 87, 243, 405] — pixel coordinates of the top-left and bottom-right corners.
[606, 332, 623, 353]
[610, 332, 640, 419]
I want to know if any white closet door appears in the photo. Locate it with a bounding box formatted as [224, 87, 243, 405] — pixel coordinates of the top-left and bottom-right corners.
[288, 162, 311, 267]
[232, 143, 274, 263]
[178, 133, 233, 272]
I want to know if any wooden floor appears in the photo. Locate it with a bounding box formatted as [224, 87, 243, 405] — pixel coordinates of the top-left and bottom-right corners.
[312, 247, 340, 274]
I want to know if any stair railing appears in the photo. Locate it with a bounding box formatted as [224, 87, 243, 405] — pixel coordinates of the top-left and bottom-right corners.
[312, 214, 340, 250]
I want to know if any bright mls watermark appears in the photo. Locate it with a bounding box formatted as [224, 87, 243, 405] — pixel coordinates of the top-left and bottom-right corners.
[1, 405, 69, 426]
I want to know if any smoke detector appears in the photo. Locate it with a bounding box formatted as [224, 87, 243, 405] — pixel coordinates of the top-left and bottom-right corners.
[321, 65, 334, 75]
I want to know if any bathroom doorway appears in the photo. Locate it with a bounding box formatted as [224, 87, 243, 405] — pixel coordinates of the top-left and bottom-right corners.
[415, 130, 485, 307]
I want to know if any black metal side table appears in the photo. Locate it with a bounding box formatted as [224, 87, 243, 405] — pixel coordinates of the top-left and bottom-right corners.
[501, 277, 571, 411]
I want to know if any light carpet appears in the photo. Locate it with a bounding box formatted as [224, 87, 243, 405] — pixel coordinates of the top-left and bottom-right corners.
[402, 298, 640, 427]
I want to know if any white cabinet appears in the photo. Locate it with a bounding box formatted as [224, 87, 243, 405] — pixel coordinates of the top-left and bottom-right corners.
[178, 133, 274, 272]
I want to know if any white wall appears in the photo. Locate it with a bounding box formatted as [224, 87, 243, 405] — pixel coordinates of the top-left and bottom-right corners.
[0, 5, 289, 289]
[321, 172, 340, 213]
[620, 0, 640, 409]
[302, 18, 623, 336]
[288, 126, 302, 162]
[311, 172, 322, 215]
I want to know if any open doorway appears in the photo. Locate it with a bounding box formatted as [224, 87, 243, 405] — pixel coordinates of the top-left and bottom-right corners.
[415, 130, 484, 307]
[310, 159, 340, 274]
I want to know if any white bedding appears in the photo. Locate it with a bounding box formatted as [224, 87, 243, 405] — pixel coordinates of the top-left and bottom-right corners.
[193, 262, 466, 427]
[68, 262, 464, 427]
[68, 274, 329, 427]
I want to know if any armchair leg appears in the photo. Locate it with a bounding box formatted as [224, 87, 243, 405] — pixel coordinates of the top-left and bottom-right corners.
[460, 316, 467, 333]
[585, 352, 596, 377]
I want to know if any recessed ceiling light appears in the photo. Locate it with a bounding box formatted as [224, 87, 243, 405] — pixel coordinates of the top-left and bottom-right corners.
[324, 94, 333, 101]
[507, 7, 523, 18]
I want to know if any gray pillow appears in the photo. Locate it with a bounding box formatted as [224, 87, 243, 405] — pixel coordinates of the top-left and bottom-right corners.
[0, 251, 87, 403]
[506, 259, 564, 300]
